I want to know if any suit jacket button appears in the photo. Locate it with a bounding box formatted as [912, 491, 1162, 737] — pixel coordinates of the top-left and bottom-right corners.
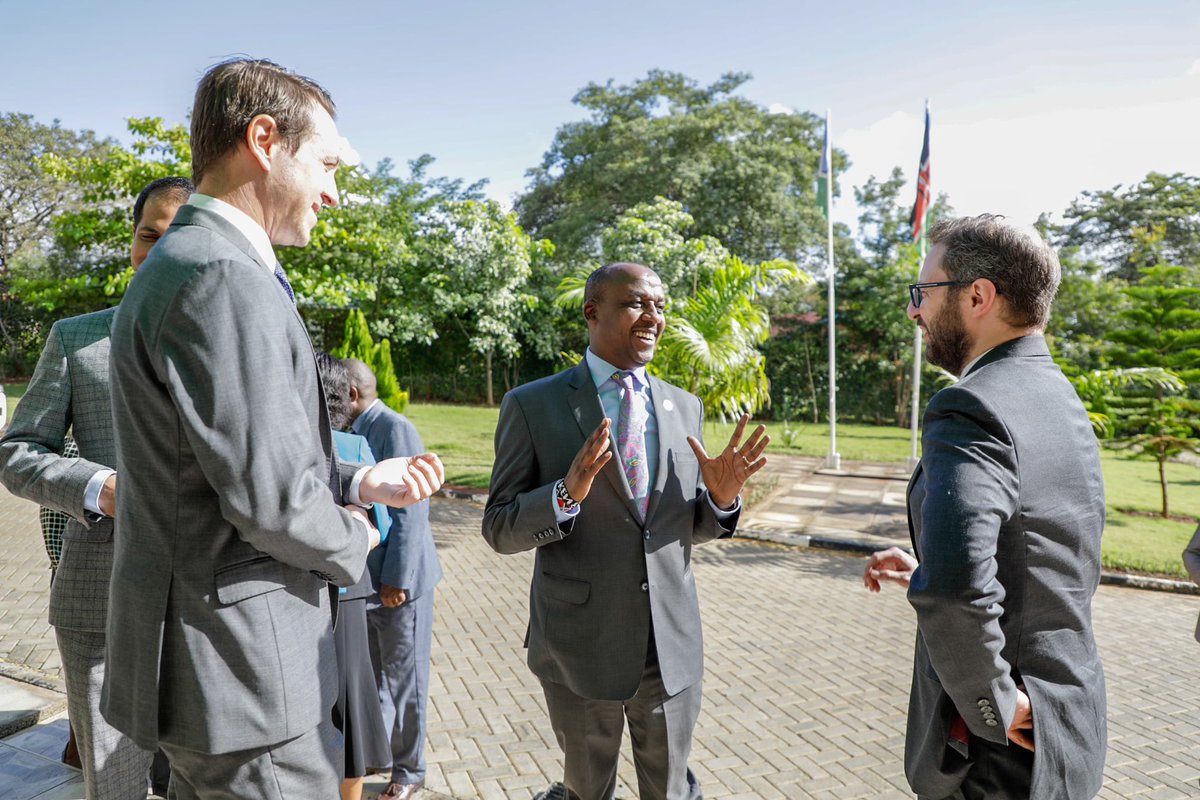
[984, 719, 999, 727]
[644, 530, 651, 540]
[640, 581, 649, 592]
[983, 711, 996, 720]
[977, 699, 990, 708]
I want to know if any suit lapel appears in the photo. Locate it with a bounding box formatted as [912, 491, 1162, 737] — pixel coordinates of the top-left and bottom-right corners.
[566, 362, 640, 519]
[906, 462, 924, 556]
[644, 375, 676, 523]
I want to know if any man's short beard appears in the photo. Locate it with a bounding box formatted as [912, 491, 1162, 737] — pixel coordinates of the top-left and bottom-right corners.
[923, 296, 972, 376]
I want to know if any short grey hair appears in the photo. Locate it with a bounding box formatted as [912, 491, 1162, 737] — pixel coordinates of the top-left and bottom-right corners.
[928, 214, 1061, 328]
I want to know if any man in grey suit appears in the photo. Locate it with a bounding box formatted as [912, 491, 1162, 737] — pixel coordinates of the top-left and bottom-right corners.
[345, 359, 442, 800]
[103, 59, 444, 799]
[483, 263, 769, 800]
[0, 176, 192, 799]
[864, 215, 1107, 800]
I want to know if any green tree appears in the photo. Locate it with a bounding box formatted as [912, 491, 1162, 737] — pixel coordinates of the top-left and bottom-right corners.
[415, 199, 549, 405]
[517, 70, 842, 263]
[1057, 172, 1200, 281]
[1092, 259, 1200, 517]
[0, 113, 107, 373]
[556, 200, 808, 418]
[333, 309, 409, 413]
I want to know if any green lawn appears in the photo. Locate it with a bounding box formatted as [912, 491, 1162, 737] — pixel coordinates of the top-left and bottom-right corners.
[6, 385, 1194, 578]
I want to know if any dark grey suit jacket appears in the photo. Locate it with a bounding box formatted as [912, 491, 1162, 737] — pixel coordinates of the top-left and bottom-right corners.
[103, 204, 368, 755]
[353, 400, 442, 600]
[482, 362, 737, 702]
[0, 308, 118, 632]
[905, 335, 1107, 800]
[1184, 526, 1200, 642]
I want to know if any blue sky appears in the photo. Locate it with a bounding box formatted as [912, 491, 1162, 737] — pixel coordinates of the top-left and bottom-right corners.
[5, 0, 1199, 230]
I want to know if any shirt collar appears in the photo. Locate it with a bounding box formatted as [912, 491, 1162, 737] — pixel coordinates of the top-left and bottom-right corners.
[960, 347, 995, 378]
[350, 398, 382, 433]
[585, 348, 648, 390]
[188, 194, 277, 272]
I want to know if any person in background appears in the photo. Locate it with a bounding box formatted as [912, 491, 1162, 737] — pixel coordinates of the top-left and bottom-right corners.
[345, 358, 441, 800]
[0, 175, 193, 799]
[316, 352, 393, 800]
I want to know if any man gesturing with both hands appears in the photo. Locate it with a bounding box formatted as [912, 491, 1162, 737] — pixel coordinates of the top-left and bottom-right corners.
[484, 262, 769, 800]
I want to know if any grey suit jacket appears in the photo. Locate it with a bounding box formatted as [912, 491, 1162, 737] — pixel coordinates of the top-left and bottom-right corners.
[1183, 525, 1200, 642]
[482, 362, 737, 702]
[0, 308, 118, 632]
[904, 335, 1107, 800]
[102, 204, 369, 755]
[354, 400, 442, 600]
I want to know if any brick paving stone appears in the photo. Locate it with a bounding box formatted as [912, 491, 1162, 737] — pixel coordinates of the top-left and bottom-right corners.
[4, 477, 1200, 798]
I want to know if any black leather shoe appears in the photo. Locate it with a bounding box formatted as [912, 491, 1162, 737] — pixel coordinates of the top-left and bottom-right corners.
[533, 783, 567, 800]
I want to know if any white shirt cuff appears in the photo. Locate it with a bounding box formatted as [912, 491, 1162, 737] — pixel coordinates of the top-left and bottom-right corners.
[552, 479, 582, 524]
[707, 492, 740, 520]
[83, 469, 116, 516]
[347, 465, 372, 507]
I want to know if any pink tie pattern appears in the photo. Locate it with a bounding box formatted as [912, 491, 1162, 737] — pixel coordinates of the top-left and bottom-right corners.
[615, 371, 650, 518]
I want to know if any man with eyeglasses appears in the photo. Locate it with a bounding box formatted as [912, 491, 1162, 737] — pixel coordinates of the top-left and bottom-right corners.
[864, 215, 1106, 800]
[484, 262, 770, 800]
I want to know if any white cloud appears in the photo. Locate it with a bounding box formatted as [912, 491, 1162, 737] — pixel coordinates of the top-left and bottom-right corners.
[1186, 58, 1200, 77]
[768, 102, 795, 115]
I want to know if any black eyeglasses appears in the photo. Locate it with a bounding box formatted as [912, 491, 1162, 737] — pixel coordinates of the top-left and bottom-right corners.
[908, 280, 970, 308]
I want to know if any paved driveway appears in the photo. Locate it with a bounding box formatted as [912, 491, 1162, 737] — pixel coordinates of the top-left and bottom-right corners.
[1, 490, 1198, 798]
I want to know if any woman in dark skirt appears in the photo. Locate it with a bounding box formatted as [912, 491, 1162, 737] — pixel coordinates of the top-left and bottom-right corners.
[317, 352, 393, 800]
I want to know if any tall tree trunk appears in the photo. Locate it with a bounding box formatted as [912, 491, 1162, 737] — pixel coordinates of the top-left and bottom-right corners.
[1158, 452, 1169, 518]
[485, 350, 495, 407]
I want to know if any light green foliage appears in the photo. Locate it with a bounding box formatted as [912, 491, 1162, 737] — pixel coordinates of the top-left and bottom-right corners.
[655, 256, 806, 419]
[556, 199, 808, 419]
[372, 338, 408, 414]
[414, 198, 551, 404]
[334, 309, 409, 413]
[518, 70, 841, 264]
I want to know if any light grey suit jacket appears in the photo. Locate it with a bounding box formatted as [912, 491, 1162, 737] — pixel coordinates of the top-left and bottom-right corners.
[905, 335, 1107, 800]
[1184, 525, 1200, 642]
[482, 362, 738, 702]
[0, 308, 118, 631]
[354, 400, 442, 601]
[102, 204, 368, 755]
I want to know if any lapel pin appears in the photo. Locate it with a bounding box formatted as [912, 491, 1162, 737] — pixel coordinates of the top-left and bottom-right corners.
[662, 399, 674, 412]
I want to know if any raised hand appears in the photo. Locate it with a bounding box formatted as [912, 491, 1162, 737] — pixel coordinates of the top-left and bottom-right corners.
[686, 414, 769, 510]
[360, 453, 446, 508]
[564, 419, 613, 503]
[862, 546, 919, 592]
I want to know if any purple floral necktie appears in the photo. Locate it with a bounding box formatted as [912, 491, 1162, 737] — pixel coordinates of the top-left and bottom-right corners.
[614, 370, 650, 517]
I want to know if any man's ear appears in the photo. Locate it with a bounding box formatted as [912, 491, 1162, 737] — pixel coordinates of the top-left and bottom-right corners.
[967, 278, 1000, 316]
[245, 114, 280, 173]
[583, 301, 596, 323]
[349, 385, 360, 403]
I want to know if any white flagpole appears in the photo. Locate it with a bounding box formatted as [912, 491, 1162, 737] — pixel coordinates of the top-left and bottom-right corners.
[824, 108, 840, 471]
[908, 100, 929, 470]
[908, 233, 925, 469]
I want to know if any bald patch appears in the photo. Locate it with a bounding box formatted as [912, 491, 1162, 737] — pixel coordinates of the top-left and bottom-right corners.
[344, 358, 377, 399]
